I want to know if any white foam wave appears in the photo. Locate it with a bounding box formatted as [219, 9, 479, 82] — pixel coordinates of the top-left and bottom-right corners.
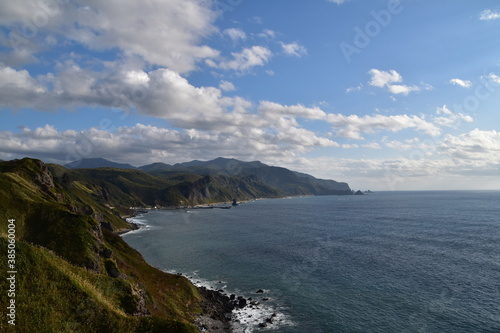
[162, 270, 295, 332]
[124, 214, 154, 234]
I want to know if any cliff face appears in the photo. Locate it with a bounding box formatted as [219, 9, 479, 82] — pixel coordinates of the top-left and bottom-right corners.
[169, 174, 283, 205]
[0, 158, 202, 332]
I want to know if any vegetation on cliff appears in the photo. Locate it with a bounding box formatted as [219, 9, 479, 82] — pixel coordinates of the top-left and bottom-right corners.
[0, 157, 351, 332]
[0, 158, 201, 332]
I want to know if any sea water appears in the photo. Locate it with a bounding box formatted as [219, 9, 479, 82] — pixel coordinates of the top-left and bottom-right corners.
[122, 191, 500, 332]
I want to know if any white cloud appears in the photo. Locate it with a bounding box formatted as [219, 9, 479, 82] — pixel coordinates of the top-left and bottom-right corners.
[0, 0, 219, 73]
[3, 124, 499, 191]
[0, 61, 445, 150]
[219, 80, 236, 92]
[0, 121, 338, 166]
[346, 84, 363, 93]
[387, 84, 420, 95]
[223, 28, 246, 41]
[363, 142, 382, 149]
[0, 65, 47, 108]
[381, 137, 435, 153]
[439, 129, 500, 164]
[257, 29, 276, 39]
[449, 78, 472, 88]
[368, 69, 423, 95]
[327, 0, 351, 4]
[368, 69, 402, 87]
[259, 101, 326, 120]
[433, 105, 474, 127]
[484, 72, 500, 84]
[479, 9, 500, 21]
[326, 113, 440, 140]
[0, 65, 45, 93]
[206, 46, 272, 71]
[280, 42, 307, 57]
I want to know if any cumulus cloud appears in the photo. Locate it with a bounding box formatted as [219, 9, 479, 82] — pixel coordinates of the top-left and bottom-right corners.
[0, 0, 219, 73]
[369, 69, 402, 87]
[223, 28, 246, 41]
[0, 65, 47, 108]
[484, 72, 500, 84]
[0, 65, 45, 92]
[449, 78, 472, 88]
[0, 121, 338, 166]
[257, 29, 276, 39]
[387, 84, 420, 95]
[368, 69, 422, 95]
[479, 9, 500, 21]
[439, 129, 500, 164]
[0, 61, 448, 147]
[326, 113, 440, 140]
[206, 46, 272, 71]
[280, 42, 307, 57]
[433, 105, 474, 128]
[259, 101, 326, 120]
[219, 80, 236, 92]
[3, 125, 497, 191]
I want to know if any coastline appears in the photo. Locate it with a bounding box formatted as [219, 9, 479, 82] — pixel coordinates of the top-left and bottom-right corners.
[117, 210, 236, 332]
[195, 287, 234, 333]
[118, 206, 289, 332]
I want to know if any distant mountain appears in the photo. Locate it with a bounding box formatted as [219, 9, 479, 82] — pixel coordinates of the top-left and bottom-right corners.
[65, 158, 136, 169]
[142, 157, 351, 195]
[138, 162, 172, 173]
[63, 157, 351, 201]
[176, 157, 266, 173]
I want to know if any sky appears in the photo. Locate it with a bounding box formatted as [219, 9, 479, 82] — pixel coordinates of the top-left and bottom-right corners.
[0, 0, 500, 191]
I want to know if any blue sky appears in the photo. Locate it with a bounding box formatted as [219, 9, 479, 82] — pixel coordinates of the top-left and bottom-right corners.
[1, 0, 500, 190]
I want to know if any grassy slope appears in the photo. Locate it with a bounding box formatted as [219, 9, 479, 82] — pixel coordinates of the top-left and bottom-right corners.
[0, 238, 199, 333]
[0, 158, 202, 332]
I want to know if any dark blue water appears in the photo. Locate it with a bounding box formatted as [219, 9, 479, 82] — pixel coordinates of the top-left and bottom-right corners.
[122, 191, 500, 332]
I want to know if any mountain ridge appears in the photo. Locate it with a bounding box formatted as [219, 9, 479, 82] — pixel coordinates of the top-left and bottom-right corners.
[67, 156, 352, 197]
[65, 157, 136, 169]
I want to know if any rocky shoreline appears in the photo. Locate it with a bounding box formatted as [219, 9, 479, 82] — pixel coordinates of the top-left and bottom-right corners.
[118, 207, 281, 332]
[194, 286, 280, 332]
[195, 287, 234, 332]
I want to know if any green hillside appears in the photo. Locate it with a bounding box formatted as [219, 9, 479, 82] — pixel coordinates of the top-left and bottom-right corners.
[0, 157, 351, 332]
[0, 158, 204, 332]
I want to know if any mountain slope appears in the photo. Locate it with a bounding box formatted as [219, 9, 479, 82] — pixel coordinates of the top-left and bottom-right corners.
[141, 157, 352, 196]
[65, 158, 136, 169]
[0, 158, 203, 332]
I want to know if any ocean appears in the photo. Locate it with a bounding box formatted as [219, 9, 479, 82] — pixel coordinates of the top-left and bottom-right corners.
[122, 191, 500, 332]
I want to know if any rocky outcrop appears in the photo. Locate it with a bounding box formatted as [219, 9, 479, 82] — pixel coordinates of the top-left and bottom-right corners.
[196, 287, 234, 332]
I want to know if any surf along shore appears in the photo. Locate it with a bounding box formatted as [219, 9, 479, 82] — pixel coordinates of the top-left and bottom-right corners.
[119, 209, 237, 332]
[119, 204, 284, 332]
